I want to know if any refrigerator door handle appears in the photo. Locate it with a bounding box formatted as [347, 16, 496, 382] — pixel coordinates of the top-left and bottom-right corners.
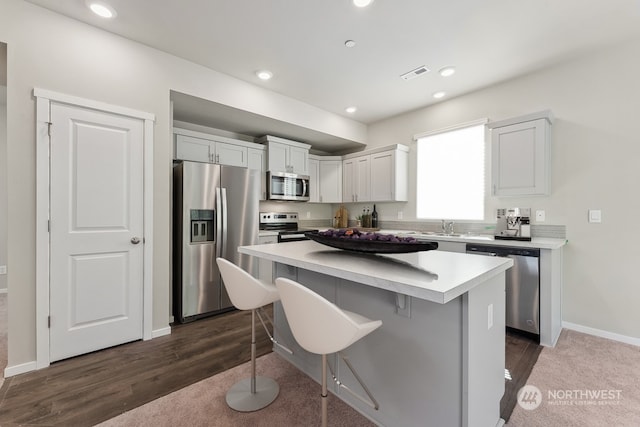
[221, 187, 228, 257]
[216, 187, 222, 259]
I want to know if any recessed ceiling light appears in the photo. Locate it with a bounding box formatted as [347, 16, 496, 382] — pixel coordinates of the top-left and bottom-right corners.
[353, 0, 374, 7]
[433, 91, 446, 99]
[439, 66, 456, 77]
[345, 106, 357, 114]
[344, 40, 356, 48]
[256, 70, 273, 81]
[86, 1, 117, 18]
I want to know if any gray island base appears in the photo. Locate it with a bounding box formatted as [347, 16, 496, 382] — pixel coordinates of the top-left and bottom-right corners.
[239, 241, 514, 427]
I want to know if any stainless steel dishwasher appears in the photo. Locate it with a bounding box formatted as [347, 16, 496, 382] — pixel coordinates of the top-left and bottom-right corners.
[466, 243, 540, 336]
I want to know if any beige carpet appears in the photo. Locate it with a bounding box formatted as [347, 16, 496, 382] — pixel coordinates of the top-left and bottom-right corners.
[508, 329, 640, 426]
[98, 328, 640, 427]
[97, 352, 375, 427]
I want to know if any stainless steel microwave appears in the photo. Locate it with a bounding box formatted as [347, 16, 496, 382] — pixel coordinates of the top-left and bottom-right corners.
[267, 171, 310, 202]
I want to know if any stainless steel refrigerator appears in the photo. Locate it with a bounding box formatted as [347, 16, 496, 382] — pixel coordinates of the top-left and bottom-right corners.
[173, 161, 260, 323]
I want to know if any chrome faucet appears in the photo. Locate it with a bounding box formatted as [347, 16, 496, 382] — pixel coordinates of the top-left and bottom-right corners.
[441, 220, 455, 235]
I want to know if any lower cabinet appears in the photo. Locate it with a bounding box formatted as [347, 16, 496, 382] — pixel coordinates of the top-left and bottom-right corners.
[257, 235, 277, 282]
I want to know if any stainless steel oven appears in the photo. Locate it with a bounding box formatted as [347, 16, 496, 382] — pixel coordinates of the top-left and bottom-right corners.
[259, 212, 316, 242]
[267, 172, 310, 202]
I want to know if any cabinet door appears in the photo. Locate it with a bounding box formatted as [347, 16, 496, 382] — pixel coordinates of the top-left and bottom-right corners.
[319, 160, 342, 203]
[267, 141, 289, 172]
[492, 119, 549, 196]
[248, 148, 265, 171]
[215, 141, 248, 168]
[308, 158, 320, 203]
[370, 151, 394, 201]
[342, 159, 355, 202]
[355, 156, 371, 202]
[175, 135, 213, 162]
[289, 145, 309, 174]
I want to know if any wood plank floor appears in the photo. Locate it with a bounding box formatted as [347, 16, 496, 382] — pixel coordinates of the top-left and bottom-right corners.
[501, 329, 543, 422]
[0, 308, 540, 426]
[0, 308, 273, 427]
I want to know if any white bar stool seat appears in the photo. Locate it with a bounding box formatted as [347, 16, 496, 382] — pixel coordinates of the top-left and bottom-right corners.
[217, 258, 285, 412]
[275, 277, 382, 427]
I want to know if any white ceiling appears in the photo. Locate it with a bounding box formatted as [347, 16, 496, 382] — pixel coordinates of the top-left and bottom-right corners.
[21, 0, 640, 138]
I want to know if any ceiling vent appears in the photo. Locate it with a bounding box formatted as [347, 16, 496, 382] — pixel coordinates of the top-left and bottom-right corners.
[400, 65, 430, 81]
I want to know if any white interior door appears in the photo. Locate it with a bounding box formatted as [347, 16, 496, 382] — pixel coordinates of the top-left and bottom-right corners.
[49, 102, 144, 362]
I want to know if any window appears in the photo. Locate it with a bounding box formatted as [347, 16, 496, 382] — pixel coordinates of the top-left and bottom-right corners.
[415, 120, 486, 220]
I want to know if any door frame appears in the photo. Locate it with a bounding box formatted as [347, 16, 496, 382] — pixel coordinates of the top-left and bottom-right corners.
[34, 88, 155, 369]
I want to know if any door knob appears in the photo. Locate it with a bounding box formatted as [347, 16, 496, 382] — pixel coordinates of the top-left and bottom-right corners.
[131, 237, 141, 244]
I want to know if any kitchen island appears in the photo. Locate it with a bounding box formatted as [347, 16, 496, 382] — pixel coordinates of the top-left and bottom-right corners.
[239, 240, 513, 427]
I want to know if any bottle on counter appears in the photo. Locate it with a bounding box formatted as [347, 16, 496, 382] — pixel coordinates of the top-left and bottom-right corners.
[371, 204, 378, 229]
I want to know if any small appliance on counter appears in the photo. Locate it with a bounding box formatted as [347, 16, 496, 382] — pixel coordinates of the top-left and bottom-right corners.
[495, 207, 532, 241]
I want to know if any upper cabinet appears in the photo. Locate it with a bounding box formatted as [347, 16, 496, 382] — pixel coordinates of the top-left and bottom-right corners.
[488, 110, 554, 197]
[174, 128, 266, 169]
[309, 155, 343, 203]
[343, 144, 408, 203]
[343, 155, 371, 203]
[258, 135, 311, 175]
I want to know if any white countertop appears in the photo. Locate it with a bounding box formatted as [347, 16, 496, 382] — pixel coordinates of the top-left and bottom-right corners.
[239, 240, 513, 304]
[313, 228, 567, 249]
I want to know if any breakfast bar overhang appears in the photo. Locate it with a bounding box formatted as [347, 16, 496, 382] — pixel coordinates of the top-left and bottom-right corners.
[239, 240, 514, 427]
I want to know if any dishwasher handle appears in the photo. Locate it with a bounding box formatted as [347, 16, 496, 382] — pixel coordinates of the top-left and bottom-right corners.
[466, 243, 540, 258]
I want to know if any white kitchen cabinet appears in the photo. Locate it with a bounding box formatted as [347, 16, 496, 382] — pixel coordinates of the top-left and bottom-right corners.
[248, 147, 266, 171]
[174, 128, 255, 168]
[318, 158, 343, 203]
[488, 110, 554, 197]
[370, 148, 408, 202]
[343, 155, 371, 203]
[308, 157, 320, 203]
[309, 156, 343, 203]
[257, 234, 278, 283]
[259, 135, 311, 175]
[343, 144, 408, 203]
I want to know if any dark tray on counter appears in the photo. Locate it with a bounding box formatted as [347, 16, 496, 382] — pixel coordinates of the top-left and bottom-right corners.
[304, 231, 439, 254]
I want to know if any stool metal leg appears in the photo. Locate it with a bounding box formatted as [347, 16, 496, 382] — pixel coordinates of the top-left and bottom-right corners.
[225, 309, 279, 412]
[321, 354, 328, 427]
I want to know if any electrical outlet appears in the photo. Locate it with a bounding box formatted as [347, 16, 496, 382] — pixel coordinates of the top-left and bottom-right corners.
[535, 210, 545, 222]
[588, 209, 601, 223]
[398, 211, 403, 220]
[0, 265, 6, 275]
[487, 303, 493, 329]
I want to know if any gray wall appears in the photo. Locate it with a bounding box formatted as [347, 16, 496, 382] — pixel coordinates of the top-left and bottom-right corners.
[0, 86, 6, 293]
[0, 0, 366, 369]
[367, 38, 640, 340]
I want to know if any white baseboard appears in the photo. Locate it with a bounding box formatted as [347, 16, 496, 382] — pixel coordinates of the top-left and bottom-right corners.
[562, 321, 640, 347]
[0, 289, 7, 294]
[151, 326, 171, 339]
[4, 360, 38, 378]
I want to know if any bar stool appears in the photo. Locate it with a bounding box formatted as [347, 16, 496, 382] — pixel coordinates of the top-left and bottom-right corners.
[275, 277, 382, 427]
[216, 258, 292, 412]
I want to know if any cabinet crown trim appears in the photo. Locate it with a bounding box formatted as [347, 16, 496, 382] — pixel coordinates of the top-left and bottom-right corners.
[257, 135, 312, 150]
[342, 143, 409, 160]
[487, 110, 554, 130]
[174, 127, 265, 150]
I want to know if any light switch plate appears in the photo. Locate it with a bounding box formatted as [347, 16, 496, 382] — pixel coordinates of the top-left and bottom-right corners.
[589, 209, 602, 223]
[535, 210, 545, 222]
